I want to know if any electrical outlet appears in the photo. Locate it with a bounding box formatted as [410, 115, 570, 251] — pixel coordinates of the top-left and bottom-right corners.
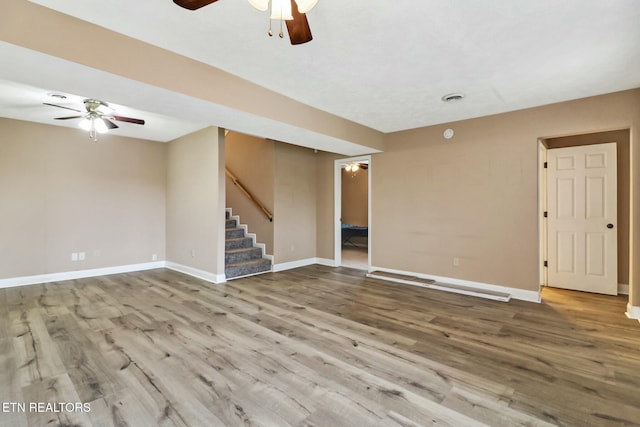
[191, 249, 196, 258]
[152, 254, 158, 261]
[79, 252, 86, 261]
[71, 252, 78, 262]
[453, 257, 460, 267]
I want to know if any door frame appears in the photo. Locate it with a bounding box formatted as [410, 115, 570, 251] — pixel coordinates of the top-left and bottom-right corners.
[538, 140, 548, 288]
[539, 136, 626, 297]
[334, 155, 372, 268]
[545, 142, 618, 294]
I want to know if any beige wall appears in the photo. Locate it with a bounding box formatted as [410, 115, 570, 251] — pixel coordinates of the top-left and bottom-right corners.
[225, 132, 275, 254]
[361, 89, 640, 293]
[316, 152, 341, 260]
[545, 129, 630, 285]
[166, 127, 225, 275]
[341, 168, 368, 226]
[274, 143, 317, 264]
[0, 118, 166, 279]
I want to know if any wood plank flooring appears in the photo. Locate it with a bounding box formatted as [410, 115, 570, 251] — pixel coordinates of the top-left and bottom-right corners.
[0, 265, 639, 426]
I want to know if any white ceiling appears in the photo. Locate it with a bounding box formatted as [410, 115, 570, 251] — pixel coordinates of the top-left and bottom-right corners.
[2, 0, 640, 149]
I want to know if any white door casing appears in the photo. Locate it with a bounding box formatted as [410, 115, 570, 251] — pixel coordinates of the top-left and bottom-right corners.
[547, 143, 617, 295]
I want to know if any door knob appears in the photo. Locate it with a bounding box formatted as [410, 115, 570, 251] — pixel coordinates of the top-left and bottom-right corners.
[607, 223, 614, 229]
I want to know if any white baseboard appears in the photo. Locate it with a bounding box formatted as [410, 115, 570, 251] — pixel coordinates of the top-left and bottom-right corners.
[165, 262, 226, 284]
[368, 266, 541, 303]
[626, 304, 640, 322]
[316, 258, 337, 267]
[618, 283, 629, 295]
[0, 261, 166, 289]
[273, 258, 318, 272]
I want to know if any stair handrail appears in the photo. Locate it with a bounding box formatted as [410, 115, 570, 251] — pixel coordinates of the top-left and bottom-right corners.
[225, 168, 273, 222]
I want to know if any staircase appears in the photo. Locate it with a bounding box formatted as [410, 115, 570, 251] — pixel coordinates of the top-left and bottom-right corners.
[225, 210, 272, 279]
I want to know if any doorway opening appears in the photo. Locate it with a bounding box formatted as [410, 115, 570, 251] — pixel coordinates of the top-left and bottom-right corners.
[334, 156, 371, 269]
[539, 129, 631, 297]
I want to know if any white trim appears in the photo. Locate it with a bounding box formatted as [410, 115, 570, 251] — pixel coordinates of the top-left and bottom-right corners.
[315, 258, 337, 267]
[165, 262, 226, 284]
[369, 266, 541, 303]
[538, 140, 548, 288]
[273, 258, 317, 272]
[625, 303, 640, 321]
[0, 261, 166, 289]
[367, 272, 511, 302]
[618, 283, 629, 295]
[274, 257, 336, 271]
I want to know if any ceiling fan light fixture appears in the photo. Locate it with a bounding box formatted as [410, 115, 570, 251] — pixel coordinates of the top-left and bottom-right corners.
[248, 0, 269, 11]
[94, 118, 109, 134]
[270, 0, 293, 20]
[78, 117, 92, 132]
[294, 0, 317, 13]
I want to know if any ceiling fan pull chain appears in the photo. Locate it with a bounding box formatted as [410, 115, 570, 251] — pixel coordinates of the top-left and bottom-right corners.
[267, 0, 273, 36]
[279, 17, 284, 38]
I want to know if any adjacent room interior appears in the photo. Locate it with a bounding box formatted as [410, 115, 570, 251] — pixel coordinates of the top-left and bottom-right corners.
[340, 159, 369, 270]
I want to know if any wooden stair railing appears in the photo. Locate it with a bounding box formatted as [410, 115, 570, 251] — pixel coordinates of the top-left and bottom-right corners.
[225, 168, 273, 222]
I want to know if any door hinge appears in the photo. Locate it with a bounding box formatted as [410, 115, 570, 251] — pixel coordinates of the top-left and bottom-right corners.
[543, 211, 548, 218]
[544, 261, 548, 267]
[544, 162, 548, 168]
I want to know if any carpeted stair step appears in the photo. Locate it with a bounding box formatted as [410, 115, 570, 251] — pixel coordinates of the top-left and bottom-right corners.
[226, 258, 272, 279]
[225, 227, 246, 239]
[226, 218, 237, 229]
[225, 237, 254, 250]
[225, 246, 264, 264]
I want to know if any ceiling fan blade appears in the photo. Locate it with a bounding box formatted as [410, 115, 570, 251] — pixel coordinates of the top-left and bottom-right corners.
[101, 118, 119, 130]
[54, 116, 84, 120]
[44, 102, 82, 113]
[286, 0, 313, 45]
[173, 0, 219, 10]
[113, 116, 145, 125]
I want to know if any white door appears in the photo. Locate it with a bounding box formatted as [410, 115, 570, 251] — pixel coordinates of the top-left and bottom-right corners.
[547, 143, 617, 295]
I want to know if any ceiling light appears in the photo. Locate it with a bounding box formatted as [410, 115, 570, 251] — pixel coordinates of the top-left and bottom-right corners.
[441, 93, 465, 103]
[247, 0, 269, 11]
[270, 0, 293, 20]
[343, 162, 363, 175]
[79, 115, 108, 142]
[295, 0, 318, 13]
[247, 0, 318, 39]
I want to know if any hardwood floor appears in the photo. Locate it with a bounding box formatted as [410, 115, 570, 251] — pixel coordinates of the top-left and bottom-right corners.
[1, 266, 639, 426]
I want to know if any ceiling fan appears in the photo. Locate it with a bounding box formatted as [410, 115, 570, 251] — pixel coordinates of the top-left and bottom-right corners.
[44, 99, 145, 141]
[343, 162, 368, 172]
[173, 0, 315, 45]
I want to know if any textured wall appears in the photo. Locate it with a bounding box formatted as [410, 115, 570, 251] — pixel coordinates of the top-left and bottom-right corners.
[0, 118, 166, 279]
[341, 168, 368, 226]
[372, 89, 639, 294]
[274, 143, 317, 264]
[225, 132, 275, 254]
[166, 127, 224, 275]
